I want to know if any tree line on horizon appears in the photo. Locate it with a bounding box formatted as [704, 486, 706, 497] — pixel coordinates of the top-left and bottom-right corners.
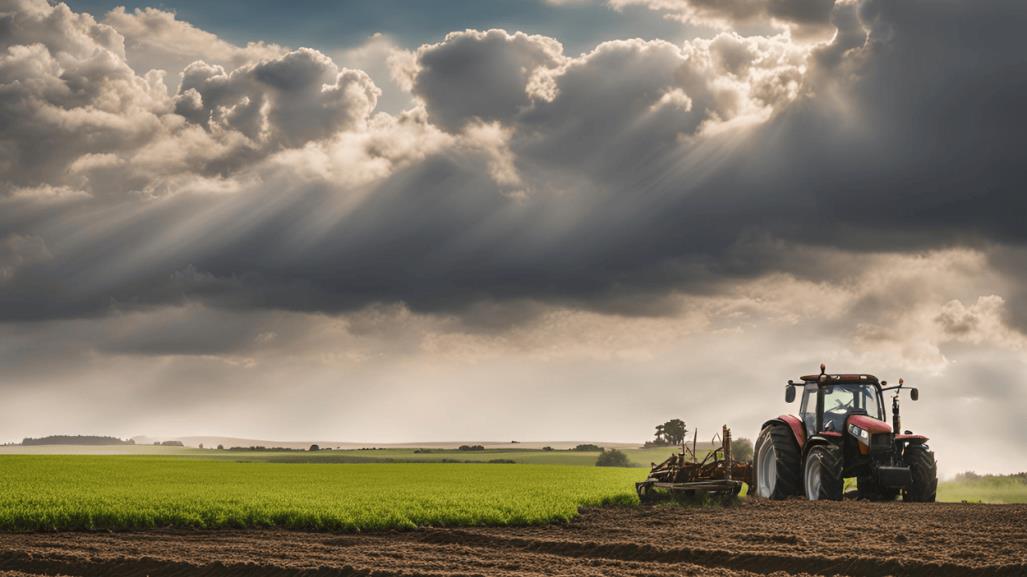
[21, 435, 135, 446]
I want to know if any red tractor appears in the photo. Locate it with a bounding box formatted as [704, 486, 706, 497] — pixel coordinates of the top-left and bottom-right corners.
[752, 364, 937, 501]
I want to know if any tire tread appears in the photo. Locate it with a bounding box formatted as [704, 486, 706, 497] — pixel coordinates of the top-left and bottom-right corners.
[806, 444, 843, 500]
[904, 444, 938, 502]
[755, 424, 802, 499]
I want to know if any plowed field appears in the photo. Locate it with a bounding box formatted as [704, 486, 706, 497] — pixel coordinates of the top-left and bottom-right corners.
[0, 501, 1023, 577]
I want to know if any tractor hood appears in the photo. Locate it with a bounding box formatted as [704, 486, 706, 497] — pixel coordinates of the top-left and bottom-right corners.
[848, 414, 892, 434]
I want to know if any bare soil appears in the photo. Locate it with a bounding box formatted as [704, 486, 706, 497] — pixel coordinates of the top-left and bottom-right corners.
[0, 501, 1024, 577]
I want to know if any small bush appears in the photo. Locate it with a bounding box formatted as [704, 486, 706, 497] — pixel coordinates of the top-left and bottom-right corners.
[731, 437, 754, 462]
[595, 449, 631, 467]
[642, 440, 673, 448]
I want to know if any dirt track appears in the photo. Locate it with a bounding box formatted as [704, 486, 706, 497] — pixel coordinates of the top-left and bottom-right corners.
[0, 501, 1024, 577]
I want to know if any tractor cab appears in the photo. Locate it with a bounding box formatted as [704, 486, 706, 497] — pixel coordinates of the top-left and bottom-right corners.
[794, 374, 885, 439]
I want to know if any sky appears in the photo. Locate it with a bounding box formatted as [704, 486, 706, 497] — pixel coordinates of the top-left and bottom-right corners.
[1, 0, 1026, 476]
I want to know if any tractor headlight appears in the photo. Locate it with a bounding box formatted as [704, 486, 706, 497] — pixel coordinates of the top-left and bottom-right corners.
[848, 424, 870, 444]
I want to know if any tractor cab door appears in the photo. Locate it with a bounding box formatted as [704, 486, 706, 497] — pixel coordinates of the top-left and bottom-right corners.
[799, 383, 818, 439]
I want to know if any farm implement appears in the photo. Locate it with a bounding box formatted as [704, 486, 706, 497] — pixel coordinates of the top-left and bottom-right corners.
[636, 425, 752, 502]
[637, 363, 937, 503]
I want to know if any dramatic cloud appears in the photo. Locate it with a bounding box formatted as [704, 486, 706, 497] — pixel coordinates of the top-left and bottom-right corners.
[410, 29, 566, 132]
[176, 48, 380, 149]
[102, 6, 286, 83]
[610, 0, 837, 39]
[1, 0, 1025, 471]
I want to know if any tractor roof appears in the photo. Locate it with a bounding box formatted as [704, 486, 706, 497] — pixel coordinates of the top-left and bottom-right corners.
[798, 373, 880, 384]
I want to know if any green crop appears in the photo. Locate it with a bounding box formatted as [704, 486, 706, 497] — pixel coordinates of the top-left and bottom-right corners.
[0, 456, 644, 531]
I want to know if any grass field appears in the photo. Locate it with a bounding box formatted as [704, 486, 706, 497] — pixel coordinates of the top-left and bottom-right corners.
[217, 447, 688, 467]
[0, 445, 693, 467]
[937, 476, 1027, 504]
[0, 456, 644, 531]
[0, 449, 1021, 533]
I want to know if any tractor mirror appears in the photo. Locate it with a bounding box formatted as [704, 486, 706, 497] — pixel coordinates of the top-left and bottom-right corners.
[785, 385, 796, 403]
[910, 388, 919, 401]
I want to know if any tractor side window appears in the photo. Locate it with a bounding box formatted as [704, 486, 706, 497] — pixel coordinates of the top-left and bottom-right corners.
[800, 386, 816, 438]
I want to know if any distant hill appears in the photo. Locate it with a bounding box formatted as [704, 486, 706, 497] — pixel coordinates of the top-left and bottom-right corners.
[22, 435, 134, 446]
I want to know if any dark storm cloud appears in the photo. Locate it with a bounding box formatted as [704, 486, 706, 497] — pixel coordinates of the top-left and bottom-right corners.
[1, 0, 1026, 331]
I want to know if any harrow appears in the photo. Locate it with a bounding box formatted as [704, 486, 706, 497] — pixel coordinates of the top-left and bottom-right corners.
[636, 425, 752, 502]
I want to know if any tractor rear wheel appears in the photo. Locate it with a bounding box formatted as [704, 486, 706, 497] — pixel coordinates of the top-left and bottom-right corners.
[804, 444, 843, 501]
[903, 445, 937, 502]
[753, 424, 801, 499]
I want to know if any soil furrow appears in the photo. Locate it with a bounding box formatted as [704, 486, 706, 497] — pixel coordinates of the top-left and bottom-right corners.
[0, 552, 402, 577]
[0, 501, 1022, 577]
[419, 529, 1025, 577]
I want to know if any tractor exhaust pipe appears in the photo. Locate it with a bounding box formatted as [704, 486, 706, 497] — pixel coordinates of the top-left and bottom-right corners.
[891, 378, 903, 434]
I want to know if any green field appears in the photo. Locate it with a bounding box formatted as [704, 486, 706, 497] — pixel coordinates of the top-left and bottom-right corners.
[0, 445, 692, 467]
[0, 449, 1022, 533]
[937, 476, 1027, 504]
[0, 456, 644, 531]
[210, 447, 687, 467]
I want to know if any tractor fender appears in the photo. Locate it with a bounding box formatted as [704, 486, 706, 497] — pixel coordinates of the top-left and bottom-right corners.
[761, 415, 805, 449]
[802, 434, 840, 460]
[896, 433, 929, 444]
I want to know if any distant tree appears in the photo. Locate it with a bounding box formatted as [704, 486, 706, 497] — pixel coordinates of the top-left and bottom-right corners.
[662, 419, 687, 445]
[458, 445, 485, 451]
[542, 446, 554, 451]
[217, 444, 224, 450]
[654, 424, 666, 445]
[572, 444, 603, 452]
[309, 444, 320, 451]
[596, 449, 631, 467]
[198, 443, 204, 449]
[731, 437, 753, 462]
[160, 440, 184, 447]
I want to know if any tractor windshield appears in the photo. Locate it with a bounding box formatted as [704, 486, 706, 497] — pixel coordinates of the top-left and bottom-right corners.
[822, 383, 883, 431]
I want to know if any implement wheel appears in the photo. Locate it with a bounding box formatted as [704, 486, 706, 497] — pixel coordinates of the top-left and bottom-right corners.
[636, 481, 657, 504]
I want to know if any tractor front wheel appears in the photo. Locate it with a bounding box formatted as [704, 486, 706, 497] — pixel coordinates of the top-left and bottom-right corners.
[753, 425, 801, 499]
[804, 444, 843, 501]
[903, 445, 938, 502]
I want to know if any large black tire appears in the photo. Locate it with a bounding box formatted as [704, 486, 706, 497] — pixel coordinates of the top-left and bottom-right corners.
[904, 444, 938, 502]
[857, 475, 899, 501]
[752, 424, 801, 499]
[804, 444, 843, 501]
